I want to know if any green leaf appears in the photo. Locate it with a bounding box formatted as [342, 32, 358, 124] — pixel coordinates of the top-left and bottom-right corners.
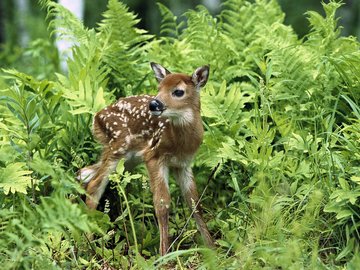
[336, 209, 353, 220]
[350, 176, 360, 185]
[336, 238, 355, 261]
[0, 163, 33, 195]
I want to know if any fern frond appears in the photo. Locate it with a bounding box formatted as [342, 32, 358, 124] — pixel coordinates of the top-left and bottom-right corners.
[59, 76, 107, 115]
[157, 3, 180, 39]
[330, 49, 360, 91]
[37, 0, 50, 9]
[0, 163, 33, 195]
[97, 0, 151, 46]
[96, 0, 152, 95]
[305, 1, 343, 48]
[44, 1, 89, 44]
[36, 193, 93, 234]
[197, 81, 254, 168]
[219, 0, 288, 81]
[220, 0, 284, 48]
[201, 81, 253, 133]
[181, 6, 221, 68]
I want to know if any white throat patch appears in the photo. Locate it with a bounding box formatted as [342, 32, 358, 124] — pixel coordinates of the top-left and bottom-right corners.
[163, 108, 194, 126]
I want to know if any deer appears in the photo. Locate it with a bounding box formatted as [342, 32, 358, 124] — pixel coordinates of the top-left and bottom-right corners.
[78, 62, 214, 256]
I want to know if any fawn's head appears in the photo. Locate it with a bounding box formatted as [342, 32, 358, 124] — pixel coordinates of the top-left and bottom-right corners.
[149, 63, 209, 124]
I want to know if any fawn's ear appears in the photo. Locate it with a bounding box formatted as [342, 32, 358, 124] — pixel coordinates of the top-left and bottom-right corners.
[192, 65, 210, 90]
[150, 62, 171, 83]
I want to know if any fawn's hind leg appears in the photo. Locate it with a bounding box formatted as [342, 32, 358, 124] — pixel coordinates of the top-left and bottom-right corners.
[77, 163, 101, 186]
[173, 166, 214, 248]
[79, 147, 119, 209]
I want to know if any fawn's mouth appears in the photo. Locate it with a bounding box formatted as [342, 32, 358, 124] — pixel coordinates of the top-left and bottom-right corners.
[150, 110, 164, 116]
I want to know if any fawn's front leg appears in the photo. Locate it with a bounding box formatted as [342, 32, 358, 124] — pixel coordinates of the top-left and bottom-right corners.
[174, 166, 215, 248]
[146, 158, 171, 256]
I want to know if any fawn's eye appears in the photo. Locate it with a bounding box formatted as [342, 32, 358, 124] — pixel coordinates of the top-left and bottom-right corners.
[172, 89, 185, 97]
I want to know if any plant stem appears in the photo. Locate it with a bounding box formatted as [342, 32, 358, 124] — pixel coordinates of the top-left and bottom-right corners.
[118, 183, 139, 254]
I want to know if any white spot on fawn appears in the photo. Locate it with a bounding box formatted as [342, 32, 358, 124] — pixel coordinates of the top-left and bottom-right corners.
[113, 130, 121, 138]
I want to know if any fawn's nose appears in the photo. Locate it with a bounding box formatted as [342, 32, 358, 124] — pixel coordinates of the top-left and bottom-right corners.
[149, 99, 165, 115]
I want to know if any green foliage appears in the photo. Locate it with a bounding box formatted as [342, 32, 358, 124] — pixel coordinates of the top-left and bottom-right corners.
[0, 162, 32, 194]
[1, 0, 360, 268]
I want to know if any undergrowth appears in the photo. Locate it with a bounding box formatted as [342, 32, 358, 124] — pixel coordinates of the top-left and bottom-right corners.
[1, 0, 360, 269]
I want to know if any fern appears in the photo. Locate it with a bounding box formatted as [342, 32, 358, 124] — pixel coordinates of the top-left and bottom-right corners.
[201, 81, 253, 133]
[305, 1, 342, 51]
[218, 0, 286, 80]
[157, 3, 181, 39]
[44, 1, 89, 45]
[36, 193, 93, 236]
[197, 81, 254, 168]
[98, 0, 150, 46]
[97, 0, 152, 96]
[0, 163, 33, 194]
[0, 189, 98, 269]
[57, 71, 107, 115]
[181, 6, 225, 72]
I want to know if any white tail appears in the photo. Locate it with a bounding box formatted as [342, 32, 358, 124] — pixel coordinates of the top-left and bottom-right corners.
[78, 62, 214, 255]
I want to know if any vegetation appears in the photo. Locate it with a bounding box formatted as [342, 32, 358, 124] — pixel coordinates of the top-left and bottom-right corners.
[1, 0, 360, 268]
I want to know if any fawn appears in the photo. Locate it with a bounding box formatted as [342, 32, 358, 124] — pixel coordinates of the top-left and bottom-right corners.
[78, 63, 214, 255]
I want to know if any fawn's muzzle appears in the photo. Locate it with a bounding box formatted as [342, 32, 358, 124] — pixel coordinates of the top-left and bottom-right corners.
[149, 99, 165, 116]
